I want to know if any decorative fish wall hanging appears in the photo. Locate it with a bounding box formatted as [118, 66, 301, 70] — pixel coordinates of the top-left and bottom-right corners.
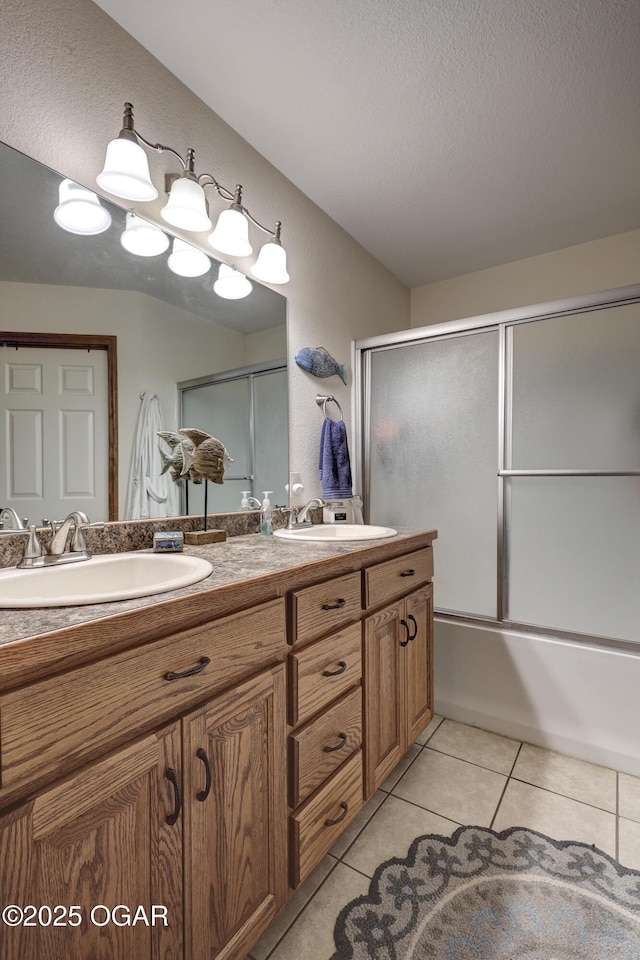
[179, 428, 234, 484]
[295, 346, 347, 384]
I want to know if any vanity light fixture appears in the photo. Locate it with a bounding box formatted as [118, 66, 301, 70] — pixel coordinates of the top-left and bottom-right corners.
[167, 237, 211, 277]
[120, 211, 170, 256]
[97, 102, 290, 284]
[208, 185, 253, 257]
[213, 263, 253, 299]
[54, 179, 112, 235]
[250, 222, 290, 284]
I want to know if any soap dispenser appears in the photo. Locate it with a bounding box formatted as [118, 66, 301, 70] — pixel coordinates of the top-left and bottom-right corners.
[240, 491, 251, 510]
[260, 492, 273, 536]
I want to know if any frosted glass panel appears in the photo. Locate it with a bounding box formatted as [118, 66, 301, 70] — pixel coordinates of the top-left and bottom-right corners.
[507, 477, 640, 642]
[253, 369, 288, 505]
[368, 331, 499, 616]
[182, 378, 251, 514]
[511, 304, 640, 469]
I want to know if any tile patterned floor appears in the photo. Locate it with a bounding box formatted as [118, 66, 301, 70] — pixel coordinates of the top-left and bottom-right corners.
[249, 715, 640, 960]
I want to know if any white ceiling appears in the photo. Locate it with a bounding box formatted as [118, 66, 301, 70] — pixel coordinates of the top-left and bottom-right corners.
[92, 0, 640, 288]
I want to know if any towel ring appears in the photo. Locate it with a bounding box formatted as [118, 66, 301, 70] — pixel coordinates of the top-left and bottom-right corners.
[316, 394, 344, 421]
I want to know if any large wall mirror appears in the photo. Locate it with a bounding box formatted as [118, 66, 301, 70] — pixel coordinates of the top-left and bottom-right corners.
[0, 140, 287, 527]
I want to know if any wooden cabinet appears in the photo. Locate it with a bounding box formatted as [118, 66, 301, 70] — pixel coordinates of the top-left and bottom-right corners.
[0, 723, 183, 960]
[0, 597, 285, 806]
[363, 583, 433, 797]
[0, 529, 436, 959]
[286, 582, 365, 889]
[0, 604, 288, 960]
[184, 665, 287, 960]
[0, 666, 286, 960]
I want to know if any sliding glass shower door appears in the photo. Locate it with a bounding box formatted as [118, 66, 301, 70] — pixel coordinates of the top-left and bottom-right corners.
[505, 304, 640, 642]
[361, 290, 640, 646]
[366, 329, 500, 618]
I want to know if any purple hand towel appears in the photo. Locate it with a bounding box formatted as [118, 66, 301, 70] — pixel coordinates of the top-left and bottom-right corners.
[319, 418, 353, 499]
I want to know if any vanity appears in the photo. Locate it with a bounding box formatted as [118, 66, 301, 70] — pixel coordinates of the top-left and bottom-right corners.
[0, 527, 435, 960]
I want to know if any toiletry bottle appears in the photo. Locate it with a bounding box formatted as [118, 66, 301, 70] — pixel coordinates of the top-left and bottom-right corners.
[240, 491, 250, 510]
[260, 491, 273, 536]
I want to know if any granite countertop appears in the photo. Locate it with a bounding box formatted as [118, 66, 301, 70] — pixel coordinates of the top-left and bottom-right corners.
[0, 528, 432, 647]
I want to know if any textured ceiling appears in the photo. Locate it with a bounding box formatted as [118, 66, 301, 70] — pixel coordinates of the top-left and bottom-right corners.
[92, 0, 640, 288]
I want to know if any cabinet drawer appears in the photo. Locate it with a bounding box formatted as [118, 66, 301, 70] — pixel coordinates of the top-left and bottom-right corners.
[290, 750, 363, 887]
[289, 687, 362, 807]
[289, 623, 362, 726]
[363, 548, 433, 609]
[290, 571, 361, 646]
[0, 597, 285, 800]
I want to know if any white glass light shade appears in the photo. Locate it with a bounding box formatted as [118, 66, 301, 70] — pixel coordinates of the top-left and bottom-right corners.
[250, 239, 290, 284]
[213, 264, 253, 299]
[120, 212, 170, 256]
[167, 238, 211, 277]
[96, 137, 158, 202]
[161, 177, 212, 232]
[53, 179, 112, 235]
[208, 207, 253, 257]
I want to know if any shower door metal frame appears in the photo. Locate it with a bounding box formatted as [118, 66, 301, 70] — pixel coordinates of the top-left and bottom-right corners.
[354, 282, 640, 651]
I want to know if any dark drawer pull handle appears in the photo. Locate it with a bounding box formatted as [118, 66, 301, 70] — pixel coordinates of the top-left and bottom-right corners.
[322, 598, 346, 610]
[323, 660, 347, 677]
[165, 768, 182, 826]
[323, 732, 348, 753]
[164, 656, 211, 681]
[400, 619, 411, 647]
[407, 614, 418, 641]
[325, 802, 348, 827]
[196, 747, 212, 802]
[400, 568, 416, 578]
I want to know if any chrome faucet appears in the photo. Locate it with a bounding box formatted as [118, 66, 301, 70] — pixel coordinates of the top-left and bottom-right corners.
[17, 511, 104, 568]
[287, 498, 325, 529]
[47, 511, 106, 558]
[0, 507, 26, 530]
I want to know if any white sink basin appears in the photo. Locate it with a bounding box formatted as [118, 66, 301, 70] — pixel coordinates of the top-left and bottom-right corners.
[0, 552, 214, 608]
[274, 523, 397, 542]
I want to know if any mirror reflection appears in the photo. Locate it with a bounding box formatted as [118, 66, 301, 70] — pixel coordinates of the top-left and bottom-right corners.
[0, 141, 288, 526]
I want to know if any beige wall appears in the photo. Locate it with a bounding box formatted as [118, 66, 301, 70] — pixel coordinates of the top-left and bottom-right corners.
[1, 0, 409, 502]
[0, 281, 264, 511]
[245, 325, 287, 366]
[411, 228, 640, 327]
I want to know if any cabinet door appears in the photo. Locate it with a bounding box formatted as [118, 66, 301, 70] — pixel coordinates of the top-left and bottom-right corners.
[404, 584, 434, 746]
[363, 599, 405, 798]
[184, 664, 287, 960]
[0, 723, 183, 960]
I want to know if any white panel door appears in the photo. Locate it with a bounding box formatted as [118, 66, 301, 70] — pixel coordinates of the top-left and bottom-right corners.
[1, 345, 108, 526]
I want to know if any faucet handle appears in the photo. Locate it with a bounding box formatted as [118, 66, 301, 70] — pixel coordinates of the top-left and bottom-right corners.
[71, 521, 105, 553]
[22, 525, 44, 560]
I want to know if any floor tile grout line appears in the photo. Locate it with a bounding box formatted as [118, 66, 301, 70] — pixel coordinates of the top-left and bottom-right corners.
[385, 789, 464, 826]
[423, 743, 520, 777]
[378, 744, 425, 794]
[489, 741, 525, 830]
[259, 856, 342, 960]
[616, 771, 620, 862]
[333, 792, 391, 861]
[508, 774, 618, 815]
[420, 741, 619, 816]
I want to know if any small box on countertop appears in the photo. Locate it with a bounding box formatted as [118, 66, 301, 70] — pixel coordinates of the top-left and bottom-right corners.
[183, 529, 227, 545]
[153, 531, 184, 552]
